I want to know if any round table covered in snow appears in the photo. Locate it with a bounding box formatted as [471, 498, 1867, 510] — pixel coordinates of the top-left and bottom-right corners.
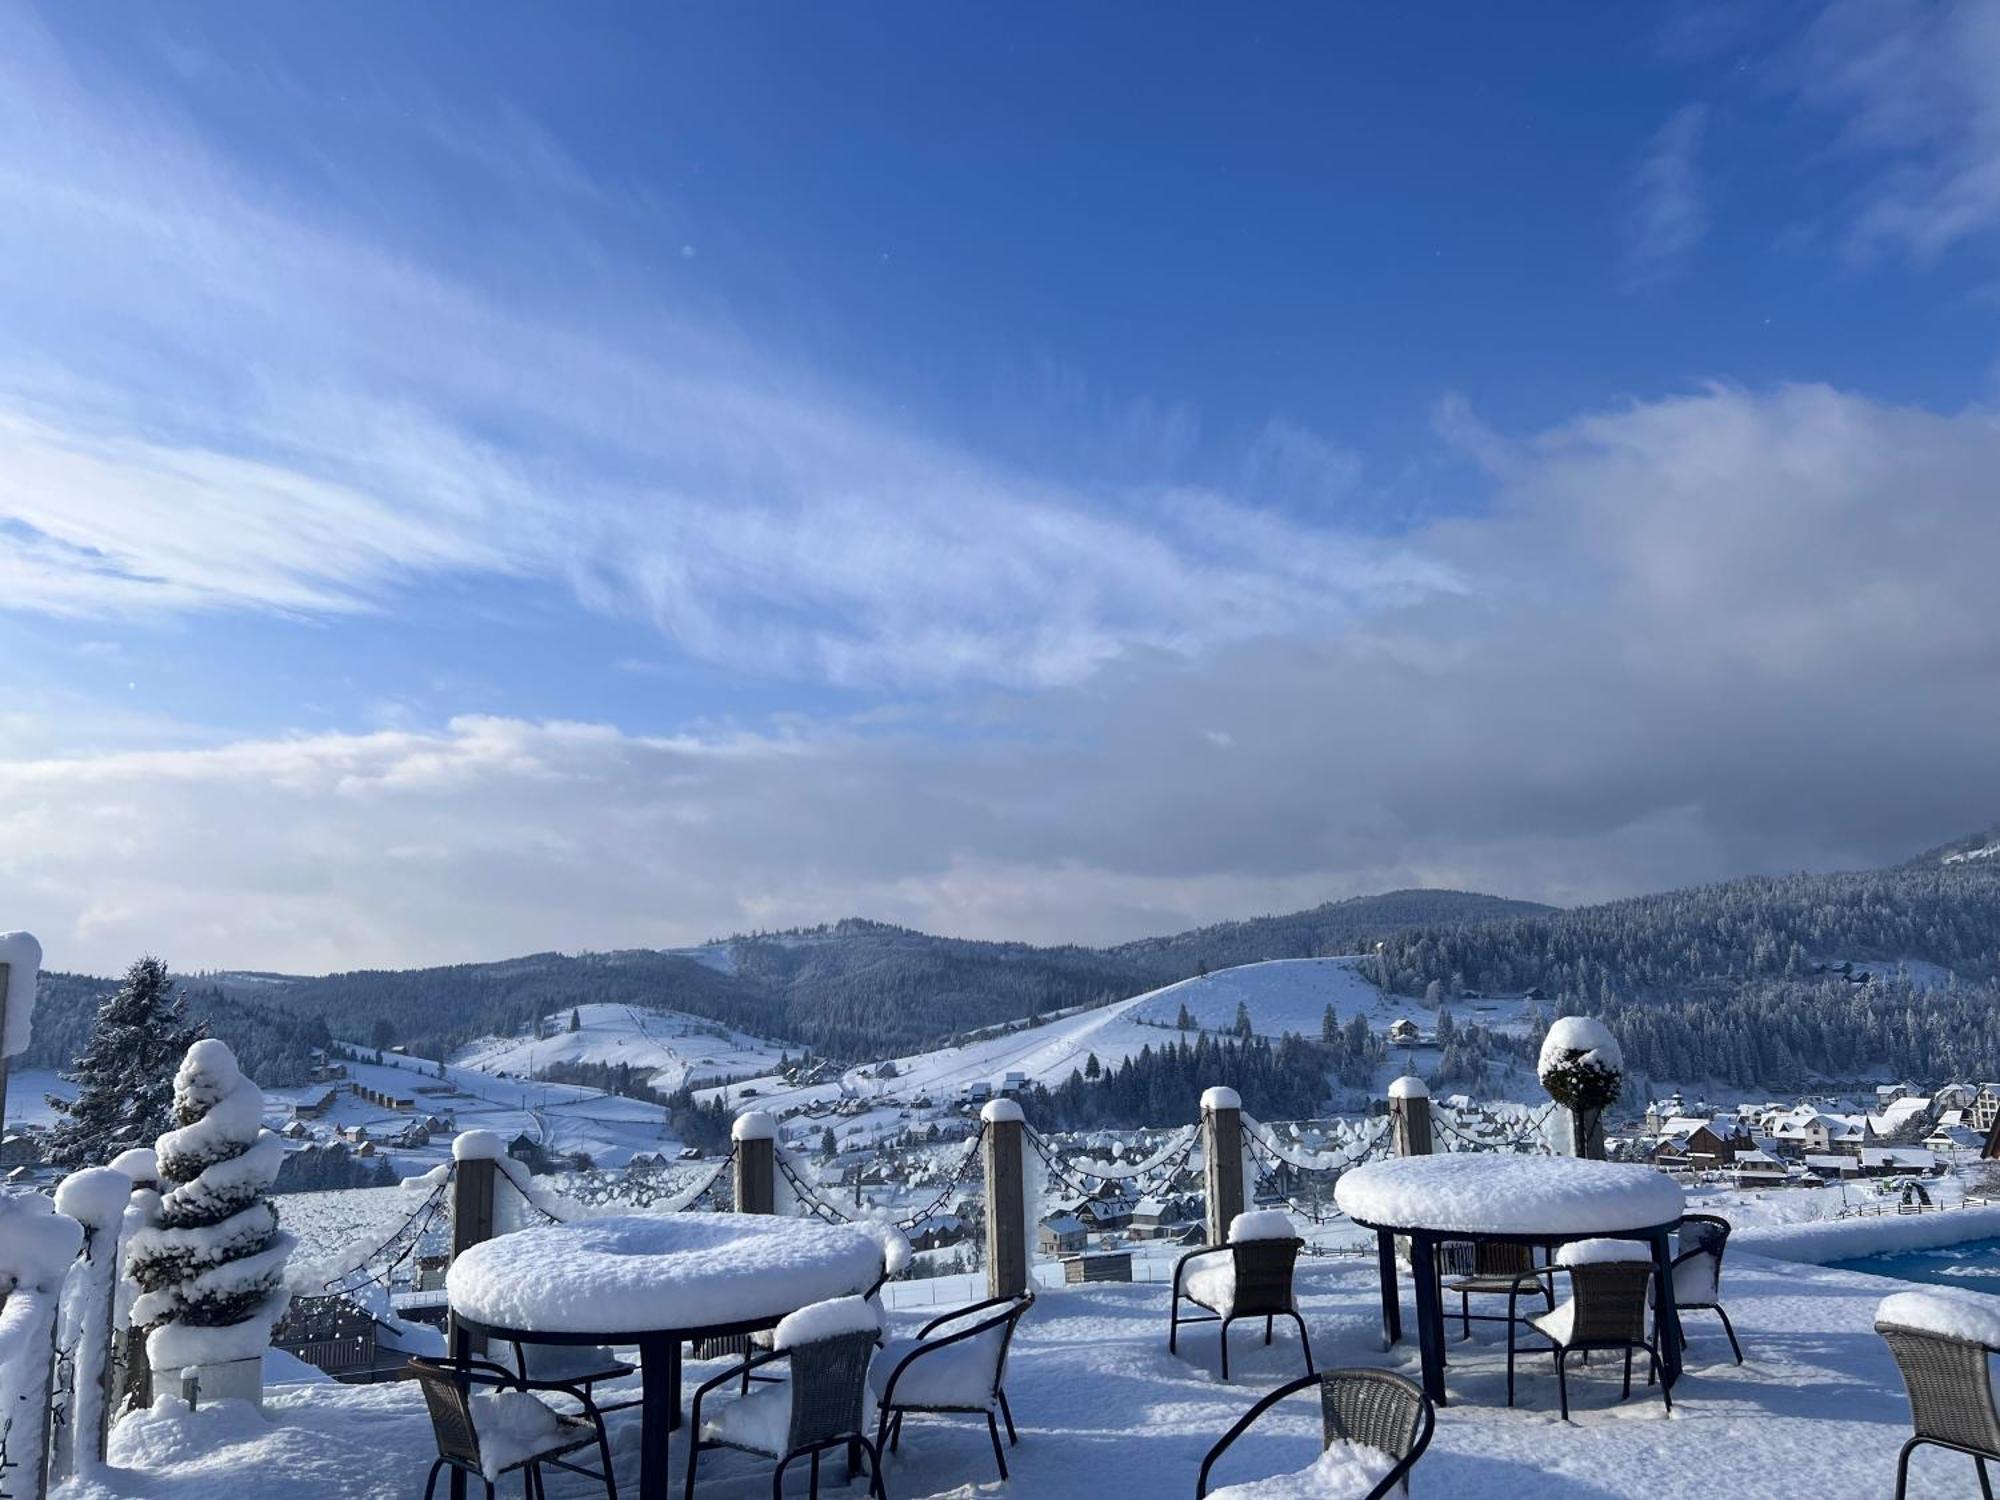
[1333, 1154, 1688, 1407]
[446, 1213, 884, 1500]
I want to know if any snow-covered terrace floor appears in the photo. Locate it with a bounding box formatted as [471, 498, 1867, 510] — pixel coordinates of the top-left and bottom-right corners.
[61, 1252, 1981, 1500]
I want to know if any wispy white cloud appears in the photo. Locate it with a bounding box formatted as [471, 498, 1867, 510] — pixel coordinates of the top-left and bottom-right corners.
[1623, 104, 1710, 288]
[0, 12, 1452, 691]
[1788, 0, 2000, 263]
[9, 382, 2000, 973]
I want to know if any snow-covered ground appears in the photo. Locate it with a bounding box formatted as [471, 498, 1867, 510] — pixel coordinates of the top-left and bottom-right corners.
[454, 1003, 793, 1095]
[54, 1243, 1989, 1499]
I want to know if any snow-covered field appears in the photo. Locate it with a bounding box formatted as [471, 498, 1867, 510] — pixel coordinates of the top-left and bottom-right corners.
[454, 1003, 792, 1095]
[54, 1245, 1987, 1499]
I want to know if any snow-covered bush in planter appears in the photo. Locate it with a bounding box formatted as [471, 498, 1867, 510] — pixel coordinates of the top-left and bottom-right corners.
[1537, 1015, 1623, 1160]
[126, 1039, 292, 1407]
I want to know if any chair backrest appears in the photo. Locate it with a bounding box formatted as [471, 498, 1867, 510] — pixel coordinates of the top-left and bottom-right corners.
[785, 1331, 879, 1450]
[1566, 1263, 1654, 1347]
[1475, 1240, 1537, 1278]
[1229, 1237, 1302, 1317]
[1674, 1213, 1729, 1303]
[1320, 1368, 1429, 1463]
[407, 1357, 484, 1470]
[1877, 1325, 2000, 1457]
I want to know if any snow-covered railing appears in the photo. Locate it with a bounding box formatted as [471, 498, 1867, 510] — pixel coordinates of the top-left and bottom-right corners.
[1239, 1117, 1392, 1226]
[1430, 1102, 1557, 1155]
[0, 1193, 83, 1500]
[294, 1167, 454, 1298]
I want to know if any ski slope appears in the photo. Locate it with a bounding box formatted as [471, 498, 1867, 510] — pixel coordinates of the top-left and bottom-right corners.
[453, 1003, 792, 1093]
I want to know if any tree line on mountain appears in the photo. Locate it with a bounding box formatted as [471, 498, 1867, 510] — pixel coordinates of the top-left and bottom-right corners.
[1370, 866, 2000, 1011]
[1021, 1032, 1333, 1130]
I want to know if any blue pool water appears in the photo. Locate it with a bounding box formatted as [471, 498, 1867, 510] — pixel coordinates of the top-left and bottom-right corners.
[1829, 1236, 2000, 1291]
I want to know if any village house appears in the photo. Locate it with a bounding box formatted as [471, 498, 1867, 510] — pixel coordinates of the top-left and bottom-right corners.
[1038, 1214, 1087, 1255]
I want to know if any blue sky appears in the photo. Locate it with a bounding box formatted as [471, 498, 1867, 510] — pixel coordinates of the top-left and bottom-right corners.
[5, 3, 2000, 973]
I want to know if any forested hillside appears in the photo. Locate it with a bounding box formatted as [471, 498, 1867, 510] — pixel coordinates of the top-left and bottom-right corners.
[18, 971, 332, 1088]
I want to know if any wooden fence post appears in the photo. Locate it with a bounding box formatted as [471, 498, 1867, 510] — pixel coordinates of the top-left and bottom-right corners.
[449, 1134, 499, 1359]
[1389, 1076, 1433, 1156]
[732, 1111, 778, 1215]
[981, 1100, 1028, 1299]
[1201, 1086, 1245, 1247]
[50, 1168, 133, 1479]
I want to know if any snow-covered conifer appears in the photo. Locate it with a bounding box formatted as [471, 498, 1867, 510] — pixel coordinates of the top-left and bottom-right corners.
[44, 957, 202, 1171]
[126, 1040, 292, 1377]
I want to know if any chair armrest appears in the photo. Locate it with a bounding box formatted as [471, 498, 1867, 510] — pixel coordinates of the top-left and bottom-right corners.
[1195, 1372, 1322, 1498]
[1173, 1245, 1227, 1299]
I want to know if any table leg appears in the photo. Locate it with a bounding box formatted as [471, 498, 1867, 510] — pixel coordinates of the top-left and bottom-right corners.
[449, 1325, 469, 1500]
[638, 1334, 681, 1500]
[1650, 1231, 1684, 1389]
[1375, 1229, 1402, 1349]
[1409, 1233, 1447, 1407]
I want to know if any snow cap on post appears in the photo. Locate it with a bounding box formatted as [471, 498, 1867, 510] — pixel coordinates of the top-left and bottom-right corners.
[980, 1098, 1024, 1125]
[0, 930, 42, 1058]
[1200, 1085, 1242, 1112]
[109, 1147, 159, 1185]
[54, 1166, 133, 1231]
[452, 1129, 506, 1163]
[0, 1192, 82, 1292]
[1387, 1075, 1429, 1100]
[731, 1110, 779, 1142]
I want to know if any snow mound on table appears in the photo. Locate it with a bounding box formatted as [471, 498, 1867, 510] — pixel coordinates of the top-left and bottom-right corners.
[1877, 1288, 2000, 1349]
[1333, 1154, 1682, 1236]
[0, 931, 41, 1059]
[774, 1295, 878, 1349]
[1203, 1440, 1396, 1500]
[1538, 1015, 1622, 1075]
[447, 1214, 882, 1334]
[1229, 1209, 1297, 1243]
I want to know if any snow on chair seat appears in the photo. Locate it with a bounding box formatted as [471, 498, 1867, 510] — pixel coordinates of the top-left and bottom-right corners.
[1170, 1210, 1313, 1381]
[685, 1294, 886, 1500]
[1196, 1368, 1432, 1500]
[871, 1291, 1034, 1483]
[406, 1355, 612, 1500]
[1668, 1213, 1743, 1365]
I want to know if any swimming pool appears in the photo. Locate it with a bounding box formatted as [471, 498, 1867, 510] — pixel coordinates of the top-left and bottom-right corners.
[1830, 1235, 2000, 1290]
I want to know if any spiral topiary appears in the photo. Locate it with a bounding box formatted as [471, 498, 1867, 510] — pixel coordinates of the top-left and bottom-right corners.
[126, 1039, 293, 1375]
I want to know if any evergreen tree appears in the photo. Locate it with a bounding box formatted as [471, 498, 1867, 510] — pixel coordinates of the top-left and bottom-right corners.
[1084, 1052, 1101, 1079]
[820, 1126, 838, 1160]
[1233, 1000, 1254, 1040]
[1176, 1002, 1195, 1031]
[45, 956, 204, 1170]
[568, 1008, 582, 1033]
[1321, 1004, 1339, 1044]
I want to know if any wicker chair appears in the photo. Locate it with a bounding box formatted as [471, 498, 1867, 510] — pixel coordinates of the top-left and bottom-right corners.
[1195, 1367, 1434, 1499]
[1875, 1315, 2000, 1500]
[870, 1292, 1033, 1481]
[408, 1355, 615, 1500]
[685, 1327, 884, 1500]
[1505, 1250, 1670, 1421]
[1170, 1236, 1314, 1381]
[1668, 1213, 1743, 1364]
[1437, 1239, 1551, 1341]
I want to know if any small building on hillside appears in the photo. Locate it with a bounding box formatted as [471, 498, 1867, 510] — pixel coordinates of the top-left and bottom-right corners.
[1038, 1214, 1088, 1255]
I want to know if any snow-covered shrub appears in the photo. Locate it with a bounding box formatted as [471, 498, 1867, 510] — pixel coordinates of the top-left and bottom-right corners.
[1537, 1015, 1624, 1159]
[126, 1040, 293, 1382]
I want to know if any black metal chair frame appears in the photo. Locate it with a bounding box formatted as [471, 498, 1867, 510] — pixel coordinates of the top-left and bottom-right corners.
[1436, 1238, 1552, 1342]
[1504, 1255, 1671, 1421]
[1666, 1213, 1743, 1365]
[1194, 1367, 1434, 1500]
[1170, 1237, 1315, 1381]
[409, 1354, 616, 1500]
[685, 1329, 885, 1500]
[1876, 1319, 2000, 1500]
[873, 1292, 1032, 1481]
